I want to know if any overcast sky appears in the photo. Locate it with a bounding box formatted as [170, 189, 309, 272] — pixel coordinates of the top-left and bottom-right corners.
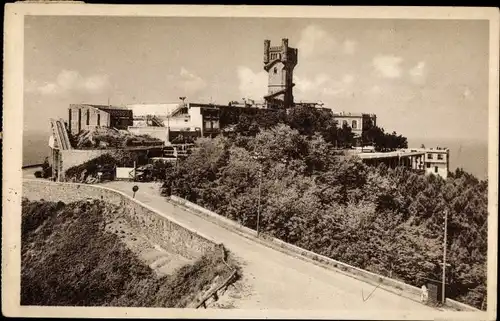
[24, 16, 489, 144]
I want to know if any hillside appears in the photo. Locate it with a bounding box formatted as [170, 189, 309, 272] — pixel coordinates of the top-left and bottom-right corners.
[21, 199, 239, 307]
[162, 122, 488, 310]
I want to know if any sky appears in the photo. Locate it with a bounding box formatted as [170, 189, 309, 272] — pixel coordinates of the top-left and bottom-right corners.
[24, 16, 490, 145]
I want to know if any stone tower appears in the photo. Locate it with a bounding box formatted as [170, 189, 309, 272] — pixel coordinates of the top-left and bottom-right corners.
[263, 38, 298, 109]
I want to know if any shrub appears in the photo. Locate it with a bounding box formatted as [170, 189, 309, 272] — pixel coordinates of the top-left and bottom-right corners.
[163, 124, 488, 309]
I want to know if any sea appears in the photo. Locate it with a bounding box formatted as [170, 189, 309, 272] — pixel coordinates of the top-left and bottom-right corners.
[21, 132, 490, 181]
[408, 137, 489, 181]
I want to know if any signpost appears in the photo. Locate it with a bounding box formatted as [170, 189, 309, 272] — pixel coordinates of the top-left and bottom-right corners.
[132, 185, 139, 198]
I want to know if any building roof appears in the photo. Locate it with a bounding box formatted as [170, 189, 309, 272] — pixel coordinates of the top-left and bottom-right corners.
[357, 151, 426, 159]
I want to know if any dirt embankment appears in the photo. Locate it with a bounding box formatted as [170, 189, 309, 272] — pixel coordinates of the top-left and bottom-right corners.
[21, 198, 240, 307]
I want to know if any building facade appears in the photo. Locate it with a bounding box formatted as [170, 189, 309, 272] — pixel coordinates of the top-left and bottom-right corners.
[332, 112, 377, 138]
[400, 147, 450, 179]
[68, 104, 133, 136]
[358, 147, 449, 179]
[263, 38, 298, 109]
[415, 147, 450, 179]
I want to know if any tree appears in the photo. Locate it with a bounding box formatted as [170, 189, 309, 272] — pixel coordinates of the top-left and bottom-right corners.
[336, 123, 355, 148]
[163, 122, 488, 310]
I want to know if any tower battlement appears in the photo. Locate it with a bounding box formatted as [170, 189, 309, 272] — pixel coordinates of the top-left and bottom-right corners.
[263, 38, 298, 109]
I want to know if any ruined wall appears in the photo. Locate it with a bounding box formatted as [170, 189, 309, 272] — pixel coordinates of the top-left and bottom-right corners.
[22, 180, 220, 259]
[60, 149, 109, 174]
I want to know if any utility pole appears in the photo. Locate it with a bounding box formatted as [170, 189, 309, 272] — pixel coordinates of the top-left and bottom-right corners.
[251, 152, 265, 237]
[256, 165, 262, 237]
[442, 209, 448, 305]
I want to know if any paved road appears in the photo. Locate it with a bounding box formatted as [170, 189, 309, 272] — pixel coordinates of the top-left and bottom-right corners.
[101, 181, 437, 311]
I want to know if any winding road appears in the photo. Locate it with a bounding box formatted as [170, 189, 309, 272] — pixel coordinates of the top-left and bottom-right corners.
[21, 165, 439, 311]
[97, 180, 437, 311]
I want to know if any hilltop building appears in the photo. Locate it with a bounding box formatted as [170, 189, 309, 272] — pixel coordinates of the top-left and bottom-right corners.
[263, 38, 298, 109]
[48, 37, 447, 182]
[356, 146, 450, 179]
[332, 111, 377, 139]
[408, 147, 450, 179]
[68, 104, 133, 136]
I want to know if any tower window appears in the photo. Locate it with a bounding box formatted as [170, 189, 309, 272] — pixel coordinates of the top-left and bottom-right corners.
[273, 67, 277, 74]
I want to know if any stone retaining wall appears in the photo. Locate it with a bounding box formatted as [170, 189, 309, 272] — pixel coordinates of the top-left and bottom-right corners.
[22, 180, 220, 259]
[169, 195, 480, 312]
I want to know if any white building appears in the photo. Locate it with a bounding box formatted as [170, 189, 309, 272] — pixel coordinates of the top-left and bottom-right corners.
[404, 147, 450, 179]
[125, 102, 220, 144]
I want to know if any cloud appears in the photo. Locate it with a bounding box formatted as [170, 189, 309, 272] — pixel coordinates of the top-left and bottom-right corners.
[342, 40, 357, 55]
[25, 70, 110, 95]
[236, 66, 268, 100]
[373, 55, 403, 79]
[409, 61, 427, 84]
[297, 25, 337, 59]
[179, 67, 207, 94]
[295, 73, 356, 100]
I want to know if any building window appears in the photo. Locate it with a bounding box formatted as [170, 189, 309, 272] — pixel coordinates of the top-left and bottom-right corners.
[427, 153, 433, 160]
[437, 154, 443, 160]
[212, 121, 219, 129]
[343, 120, 348, 127]
[435, 166, 438, 173]
[68, 109, 72, 133]
[78, 108, 82, 132]
[274, 67, 277, 74]
[352, 120, 358, 129]
[97, 113, 100, 126]
[427, 163, 431, 168]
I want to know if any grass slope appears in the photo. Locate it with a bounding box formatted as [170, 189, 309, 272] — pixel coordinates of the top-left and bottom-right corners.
[21, 199, 238, 307]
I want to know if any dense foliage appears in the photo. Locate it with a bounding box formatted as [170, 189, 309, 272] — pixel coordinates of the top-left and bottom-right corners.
[219, 105, 407, 150]
[163, 123, 488, 309]
[72, 127, 163, 149]
[21, 199, 237, 307]
[362, 124, 408, 151]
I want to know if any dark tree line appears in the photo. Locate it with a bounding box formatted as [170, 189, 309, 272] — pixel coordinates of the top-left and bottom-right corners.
[362, 124, 408, 151]
[219, 105, 406, 150]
